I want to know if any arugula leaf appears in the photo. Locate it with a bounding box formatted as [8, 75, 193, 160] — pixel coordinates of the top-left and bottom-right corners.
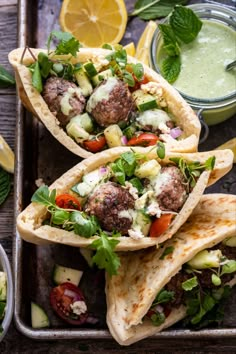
[91, 231, 120, 276]
[0, 167, 11, 206]
[159, 246, 174, 260]
[47, 31, 80, 57]
[182, 276, 198, 291]
[130, 0, 188, 20]
[158, 24, 180, 56]
[0, 65, 15, 88]
[31, 185, 56, 206]
[161, 56, 181, 83]
[32, 61, 43, 93]
[170, 5, 202, 43]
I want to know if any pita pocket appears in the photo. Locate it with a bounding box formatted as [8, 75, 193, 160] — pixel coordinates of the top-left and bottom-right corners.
[106, 193, 236, 345]
[9, 42, 200, 158]
[17, 147, 233, 275]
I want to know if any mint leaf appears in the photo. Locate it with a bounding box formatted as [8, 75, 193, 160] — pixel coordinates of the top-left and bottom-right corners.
[130, 0, 188, 20]
[170, 5, 202, 43]
[0, 167, 11, 205]
[158, 24, 180, 56]
[91, 232, 120, 276]
[161, 56, 181, 83]
[0, 65, 15, 88]
[182, 276, 198, 291]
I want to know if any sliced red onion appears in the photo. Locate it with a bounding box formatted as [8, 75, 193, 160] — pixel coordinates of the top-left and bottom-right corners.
[170, 127, 182, 139]
[153, 304, 164, 313]
[121, 135, 128, 145]
[64, 288, 80, 299]
[99, 166, 107, 174]
[86, 315, 99, 324]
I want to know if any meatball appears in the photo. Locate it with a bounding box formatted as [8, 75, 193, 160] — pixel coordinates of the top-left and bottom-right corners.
[155, 166, 187, 212]
[85, 182, 135, 234]
[86, 77, 134, 127]
[42, 77, 86, 126]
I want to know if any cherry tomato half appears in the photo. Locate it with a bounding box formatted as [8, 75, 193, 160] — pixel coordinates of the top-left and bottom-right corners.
[83, 135, 106, 153]
[127, 133, 159, 147]
[131, 74, 150, 92]
[50, 282, 88, 325]
[55, 194, 81, 210]
[149, 214, 173, 238]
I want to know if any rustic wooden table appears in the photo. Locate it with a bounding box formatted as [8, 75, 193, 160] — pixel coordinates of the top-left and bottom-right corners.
[0, 0, 235, 352]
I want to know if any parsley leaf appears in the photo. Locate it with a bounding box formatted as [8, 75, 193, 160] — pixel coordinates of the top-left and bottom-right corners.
[47, 31, 80, 57]
[0, 167, 11, 206]
[91, 231, 120, 276]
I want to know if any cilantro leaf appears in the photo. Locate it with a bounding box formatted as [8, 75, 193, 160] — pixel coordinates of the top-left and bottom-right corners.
[0, 167, 11, 206]
[170, 5, 202, 44]
[161, 55, 181, 83]
[47, 31, 80, 57]
[182, 276, 198, 291]
[91, 232, 120, 276]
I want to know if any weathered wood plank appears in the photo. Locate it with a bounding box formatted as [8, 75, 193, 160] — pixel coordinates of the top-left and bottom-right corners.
[0, 5, 17, 72]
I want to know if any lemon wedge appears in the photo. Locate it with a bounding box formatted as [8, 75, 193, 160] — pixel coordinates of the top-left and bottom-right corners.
[0, 135, 14, 173]
[215, 138, 236, 163]
[135, 20, 157, 66]
[123, 42, 136, 57]
[59, 0, 128, 47]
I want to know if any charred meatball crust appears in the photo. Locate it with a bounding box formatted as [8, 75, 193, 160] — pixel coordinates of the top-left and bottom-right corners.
[156, 166, 187, 212]
[85, 181, 135, 234]
[42, 77, 86, 126]
[86, 77, 135, 127]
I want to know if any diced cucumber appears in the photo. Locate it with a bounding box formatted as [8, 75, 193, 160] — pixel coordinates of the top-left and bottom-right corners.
[135, 160, 161, 179]
[53, 264, 83, 286]
[83, 62, 98, 78]
[134, 210, 151, 237]
[67, 113, 94, 133]
[132, 89, 158, 112]
[92, 68, 113, 86]
[0, 271, 7, 301]
[123, 124, 137, 140]
[66, 120, 90, 143]
[223, 236, 236, 247]
[31, 302, 50, 329]
[74, 68, 93, 96]
[187, 250, 222, 270]
[104, 124, 123, 147]
[136, 109, 170, 130]
[72, 167, 110, 197]
[80, 248, 94, 268]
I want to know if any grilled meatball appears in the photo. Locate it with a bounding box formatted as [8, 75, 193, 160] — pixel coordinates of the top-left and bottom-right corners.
[42, 77, 86, 126]
[86, 77, 134, 127]
[156, 166, 187, 212]
[85, 181, 135, 234]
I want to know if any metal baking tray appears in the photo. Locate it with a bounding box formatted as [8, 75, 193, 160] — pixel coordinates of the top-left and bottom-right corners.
[13, 0, 236, 341]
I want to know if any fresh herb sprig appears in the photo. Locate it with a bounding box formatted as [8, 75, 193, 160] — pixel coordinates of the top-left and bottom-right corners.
[31, 185, 121, 275]
[170, 156, 215, 191]
[159, 5, 202, 83]
[129, 0, 188, 20]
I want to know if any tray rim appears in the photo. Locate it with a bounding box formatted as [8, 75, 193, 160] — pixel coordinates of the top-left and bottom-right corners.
[13, 0, 236, 341]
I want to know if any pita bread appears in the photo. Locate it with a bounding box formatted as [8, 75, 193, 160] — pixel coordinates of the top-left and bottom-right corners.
[16, 147, 233, 250]
[106, 193, 236, 345]
[9, 47, 200, 158]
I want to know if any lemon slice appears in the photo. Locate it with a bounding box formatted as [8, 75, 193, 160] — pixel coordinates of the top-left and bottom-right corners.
[0, 135, 14, 173]
[135, 20, 157, 66]
[59, 0, 128, 47]
[123, 42, 136, 57]
[215, 138, 236, 163]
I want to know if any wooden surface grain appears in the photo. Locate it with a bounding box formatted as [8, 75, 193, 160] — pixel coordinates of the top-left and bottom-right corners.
[0, 0, 235, 353]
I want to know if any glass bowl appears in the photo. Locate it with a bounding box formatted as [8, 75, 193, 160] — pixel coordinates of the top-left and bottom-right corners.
[0, 244, 13, 342]
[150, 3, 236, 126]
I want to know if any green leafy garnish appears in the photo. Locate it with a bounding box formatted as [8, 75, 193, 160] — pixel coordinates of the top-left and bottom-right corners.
[91, 231, 121, 276]
[182, 276, 198, 291]
[158, 5, 202, 83]
[0, 65, 15, 88]
[0, 167, 11, 206]
[47, 31, 81, 57]
[111, 152, 137, 185]
[130, 0, 188, 20]
[72, 212, 99, 238]
[32, 61, 43, 93]
[159, 246, 174, 260]
[129, 177, 144, 194]
[153, 289, 175, 305]
[221, 260, 236, 276]
[156, 141, 165, 159]
[150, 311, 166, 326]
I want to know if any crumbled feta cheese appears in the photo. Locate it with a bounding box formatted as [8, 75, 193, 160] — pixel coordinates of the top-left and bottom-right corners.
[125, 181, 139, 200]
[70, 301, 87, 316]
[92, 54, 110, 71]
[146, 201, 161, 218]
[150, 172, 172, 196]
[141, 82, 167, 107]
[128, 227, 145, 239]
[118, 209, 133, 220]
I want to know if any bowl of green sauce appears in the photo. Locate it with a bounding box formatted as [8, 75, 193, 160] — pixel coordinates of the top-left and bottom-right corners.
[0, 244, 13, 342]
[150, 3, 236, 126]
